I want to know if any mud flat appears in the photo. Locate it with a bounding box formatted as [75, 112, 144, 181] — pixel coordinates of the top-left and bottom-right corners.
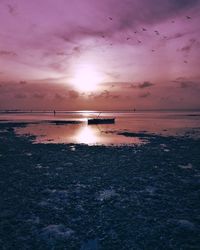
[0, 122, 200, 249]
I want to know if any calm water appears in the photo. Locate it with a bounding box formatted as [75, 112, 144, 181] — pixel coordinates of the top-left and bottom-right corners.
[0, 111, 200, 145]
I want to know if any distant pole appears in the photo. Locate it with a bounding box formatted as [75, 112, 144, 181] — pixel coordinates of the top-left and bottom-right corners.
[54, 110, 56, 116]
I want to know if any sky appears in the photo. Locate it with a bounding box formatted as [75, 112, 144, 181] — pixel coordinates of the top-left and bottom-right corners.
[0, 0, 200, 110]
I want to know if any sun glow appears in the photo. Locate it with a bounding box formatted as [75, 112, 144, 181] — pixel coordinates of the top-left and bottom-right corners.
[75, 125, 98, 144]
[70, 64, 103, 92]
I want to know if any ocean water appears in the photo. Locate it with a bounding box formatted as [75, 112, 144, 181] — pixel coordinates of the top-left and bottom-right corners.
[0, 110, 200, 145]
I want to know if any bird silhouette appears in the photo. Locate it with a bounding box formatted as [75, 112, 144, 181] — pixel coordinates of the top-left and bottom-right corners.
[184, 60, 188, 64]
[171, 20, 175, 23]
[154, 30, 160, 35]
[108, 17, 113, 21]
[142, 28, 147, 31]
[137, 40, 142, 44]
[186, 16, 191, 19]
[126, 37, 131, 40]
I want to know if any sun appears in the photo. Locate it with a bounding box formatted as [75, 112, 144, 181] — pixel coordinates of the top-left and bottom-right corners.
[70, 64, 103, 92]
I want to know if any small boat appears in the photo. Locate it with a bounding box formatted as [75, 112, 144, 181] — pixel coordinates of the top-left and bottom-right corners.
[88, 118, 115, 125]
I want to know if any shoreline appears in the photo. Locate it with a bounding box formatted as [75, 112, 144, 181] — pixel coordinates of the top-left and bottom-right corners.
[0, 122, 200, 249]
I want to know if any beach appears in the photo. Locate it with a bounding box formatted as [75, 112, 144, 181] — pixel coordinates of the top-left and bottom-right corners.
[0, 118, 200, 249]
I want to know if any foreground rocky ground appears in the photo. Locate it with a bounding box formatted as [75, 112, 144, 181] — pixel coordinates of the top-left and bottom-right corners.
[0, 122, 200, 249]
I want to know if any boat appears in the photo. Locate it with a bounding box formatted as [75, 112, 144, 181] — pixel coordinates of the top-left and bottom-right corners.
[88, 118, 115, 125]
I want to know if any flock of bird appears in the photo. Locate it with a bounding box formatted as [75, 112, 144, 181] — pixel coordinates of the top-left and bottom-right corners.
[99, 15, 193, 64]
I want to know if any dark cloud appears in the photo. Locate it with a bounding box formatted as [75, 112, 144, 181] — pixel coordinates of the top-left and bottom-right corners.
[172, 77, 200, 88]
[104, 0, 199, 32]
[57, 26, 109, 44]
[54, 93, 66, 100]
[0, 50, 17, 57]
[167, 33, 187, 41]
[53, 0, 200, 44]
[129, 81, 154, 89]
[96, 90, 110, 99]
[139, 81, 154, 89]
[139, 92, 151, 98]
[111, 95, 120, 99]
[180, 82, 190, 88]
[89, 90, 120, 100]
[32, 93, 45, 99]
[178, 39, 200, 55]
[48, 63, 65, 72]
[19, 81, 27, 85]
[15, 93, 27, 99]
[6, 4, 17, 15]
[68, 90, 79, 99]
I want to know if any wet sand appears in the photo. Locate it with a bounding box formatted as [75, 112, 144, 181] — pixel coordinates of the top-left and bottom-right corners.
[0, 122, 200, 249]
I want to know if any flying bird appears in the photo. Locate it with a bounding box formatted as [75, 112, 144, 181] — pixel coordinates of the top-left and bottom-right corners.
[154, 30, 159, 35]
[151, 49, 155, 52]
[184, 60, 188, 64]
[126, 37, 131, 40]
[186, 16, 191, 19]
[137, 40, 142, 44]
[171, 20, 175, 23]
[108, 17, 113, 21]
[142, 28, 147, 31]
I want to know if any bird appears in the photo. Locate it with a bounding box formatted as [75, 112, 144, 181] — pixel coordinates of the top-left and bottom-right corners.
[186, 16, 191, 19]
[171, 20, 175, 23]
[142, 28, 147, 31]
[137, 40, 142, 44]
[184, 60, 188, 64]
[126, 37, 131, 40]
[108, 17, 113, 21]
[134, 31, 137, 34]
[151, 49, 155, 52]
[154, 30, 159, 35]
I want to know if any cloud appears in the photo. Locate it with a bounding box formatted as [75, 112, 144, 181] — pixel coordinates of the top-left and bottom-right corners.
[167, 33, 187, 41]
[19, 81, 27, 85]
[88, 90, 120, 100]
[171, 77, 200, 88]
[178, 39, 200, 56]
[129, 81, 154, 89]
[139, 92, 151, 98]
[101, 0, 199, 32]
[0, 50, 17, 57]
[54, 93, 66, 100]
[50, 0, 200, 46]
[6, 4, 17, 15]
[138, 81, 154, 88]
[68, 90, 79, 99]
[32, 93, 45, 99]
[15, 93, 27, 99]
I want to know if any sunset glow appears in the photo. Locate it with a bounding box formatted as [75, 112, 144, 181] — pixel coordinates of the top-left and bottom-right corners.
[0, 0, 199, 110]
[70, 64, 104, 92]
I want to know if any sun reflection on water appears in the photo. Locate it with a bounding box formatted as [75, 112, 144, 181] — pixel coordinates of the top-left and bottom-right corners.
[74, 125, 99, 144]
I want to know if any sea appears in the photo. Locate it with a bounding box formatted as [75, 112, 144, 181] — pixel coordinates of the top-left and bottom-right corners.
[0, 110, 200, 145]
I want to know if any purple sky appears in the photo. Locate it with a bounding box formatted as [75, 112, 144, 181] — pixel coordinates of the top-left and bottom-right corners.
[0, 0, 200, 110]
